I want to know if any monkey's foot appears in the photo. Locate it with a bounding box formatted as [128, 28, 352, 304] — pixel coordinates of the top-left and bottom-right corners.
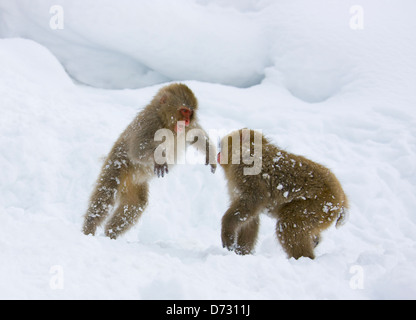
[82, 218, 97, 236]
[234, 244, 253, 255]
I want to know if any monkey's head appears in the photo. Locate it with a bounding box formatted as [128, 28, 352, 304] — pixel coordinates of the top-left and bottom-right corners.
[154, 83, 198, 133]
[218, 130, 243, 168]
[218, 129, 265, 175]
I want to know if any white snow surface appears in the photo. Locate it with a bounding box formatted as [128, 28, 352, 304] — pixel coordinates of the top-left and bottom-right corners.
[1, 0, 416, 299]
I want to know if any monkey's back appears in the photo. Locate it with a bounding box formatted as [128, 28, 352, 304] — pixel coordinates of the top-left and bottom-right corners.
[264, 142, 346, 198]
[260, 140, 348, 224]
[223, 135, 348, 217]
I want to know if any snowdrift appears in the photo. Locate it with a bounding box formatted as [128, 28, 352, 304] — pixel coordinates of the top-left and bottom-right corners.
[1, 0, 416, 299]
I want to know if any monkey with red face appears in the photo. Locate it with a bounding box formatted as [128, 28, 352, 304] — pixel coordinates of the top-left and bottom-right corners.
[83, 83, 216, 239]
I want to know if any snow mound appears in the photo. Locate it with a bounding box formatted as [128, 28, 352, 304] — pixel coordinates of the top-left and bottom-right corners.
[3, 0, 416, 104]
[0, 0, 268, 89]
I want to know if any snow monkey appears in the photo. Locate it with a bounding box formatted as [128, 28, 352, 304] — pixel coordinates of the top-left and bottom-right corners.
[218, 129, 348, 259]
[83, 83, 217, 239]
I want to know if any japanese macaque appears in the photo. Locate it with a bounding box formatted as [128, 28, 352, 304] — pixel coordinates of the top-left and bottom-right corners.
[218, 129, 348, 259]
[83, 83, 216, 239]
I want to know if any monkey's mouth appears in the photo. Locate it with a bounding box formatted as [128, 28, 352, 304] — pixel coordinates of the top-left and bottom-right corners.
[179, 107, 192, 126]
[174, 121, 189, 133]
[217, 152, 221, 164]
[174, 107, 192, 133]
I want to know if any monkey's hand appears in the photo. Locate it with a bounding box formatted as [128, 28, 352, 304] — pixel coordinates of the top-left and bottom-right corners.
[204, 141, 216, 173]
[205, 150, 216, 173]
[154, 162, 169, 178]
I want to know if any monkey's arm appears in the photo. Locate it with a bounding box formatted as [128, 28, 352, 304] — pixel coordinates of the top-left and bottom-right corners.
[205, 138, 217, 173]
[124, 121, 169, 178]
[188, 124, 217, 173]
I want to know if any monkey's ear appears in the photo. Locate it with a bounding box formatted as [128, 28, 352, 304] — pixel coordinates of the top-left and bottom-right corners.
[160, 94, 168, 104]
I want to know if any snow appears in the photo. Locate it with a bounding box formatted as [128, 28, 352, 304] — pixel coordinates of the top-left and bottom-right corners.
[1, 0, 416, 299]
[0, 0, 268, 89]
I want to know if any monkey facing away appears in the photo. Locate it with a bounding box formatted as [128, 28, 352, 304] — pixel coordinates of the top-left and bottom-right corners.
[83, 83, 216, 239]
[218, 129, 348, 259]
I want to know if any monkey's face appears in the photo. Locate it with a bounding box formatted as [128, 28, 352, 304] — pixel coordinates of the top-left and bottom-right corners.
[217, 129, 264, 173]
[178, 106, 193, 127]
[173, 106, 194, 134]
[157, 83, 198, 133]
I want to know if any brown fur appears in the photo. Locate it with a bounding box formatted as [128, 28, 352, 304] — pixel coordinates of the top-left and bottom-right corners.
[83, 83, 216, 239]
[219, 129, 348, 259]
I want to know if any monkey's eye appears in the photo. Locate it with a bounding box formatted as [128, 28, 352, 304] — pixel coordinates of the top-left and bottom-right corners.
[179, 107, 192, 117]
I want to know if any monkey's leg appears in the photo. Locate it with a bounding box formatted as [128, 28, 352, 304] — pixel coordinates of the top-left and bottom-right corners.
[221, 199, 262, 254]
[235, 216, 260, 255]
[275, 200, 318, 259]
[104, 182, 149, 239]
[276, 220, 315, 259]
[277, 194, 345, 259]
[83, 166, 120, 236]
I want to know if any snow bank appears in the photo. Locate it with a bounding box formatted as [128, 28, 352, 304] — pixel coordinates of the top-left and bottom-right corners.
[1, 0, 416, 300]
[0, 0, 268, 89]
[2, 0, 416, 103]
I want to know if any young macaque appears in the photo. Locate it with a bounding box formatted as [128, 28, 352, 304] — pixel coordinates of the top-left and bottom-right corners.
[83, 83, 216, 239]
[218, 129, 348, 259]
